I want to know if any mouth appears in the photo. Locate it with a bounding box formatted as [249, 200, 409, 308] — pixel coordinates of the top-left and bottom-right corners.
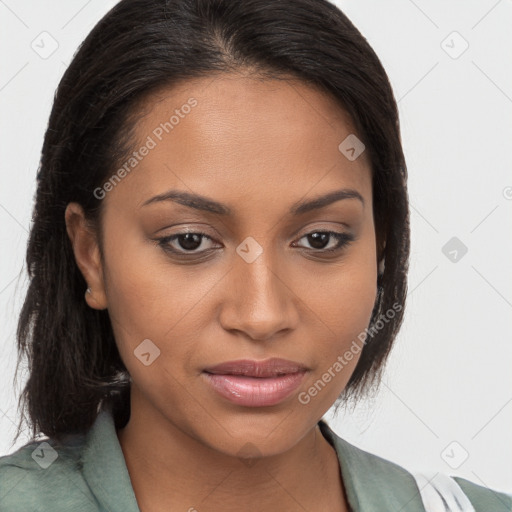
[202, 357, 309, 378]
[201, 358, 309, 407]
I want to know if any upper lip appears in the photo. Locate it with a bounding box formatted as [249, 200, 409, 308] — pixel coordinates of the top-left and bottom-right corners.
[203, 358, 309, 378]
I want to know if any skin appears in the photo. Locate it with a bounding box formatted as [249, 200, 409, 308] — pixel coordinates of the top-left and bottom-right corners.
[65, 72, 379, 512]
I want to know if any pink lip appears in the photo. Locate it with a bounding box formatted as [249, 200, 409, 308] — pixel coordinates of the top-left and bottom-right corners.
[202, 358, 309, 407]
[203, 357, 308, 377]
[202, 371, 308, 407]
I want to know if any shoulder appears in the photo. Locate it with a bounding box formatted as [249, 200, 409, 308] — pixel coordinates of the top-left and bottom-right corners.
[412, 470, 512, 512]
[0, 435, 100, 511]
[319, 420, 512, 511]
[319, 420, 427, 509]
[354, 443, 512, 511]
[452, 475, 512, 511]
[352, 442, 512, 511]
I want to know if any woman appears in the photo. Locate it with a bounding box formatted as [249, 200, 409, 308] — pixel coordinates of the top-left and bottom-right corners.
[0, 0, 509, 510]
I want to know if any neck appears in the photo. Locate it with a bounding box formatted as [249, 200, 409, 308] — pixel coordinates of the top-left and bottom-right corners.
[116, 390, 349, 512]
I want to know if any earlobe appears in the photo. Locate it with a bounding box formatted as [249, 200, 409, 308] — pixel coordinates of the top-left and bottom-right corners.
[84, 285, 107, 310]
[64, 202, 108, 310]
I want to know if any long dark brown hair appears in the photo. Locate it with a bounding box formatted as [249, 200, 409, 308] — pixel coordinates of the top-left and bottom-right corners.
[12, 0, 409, 446]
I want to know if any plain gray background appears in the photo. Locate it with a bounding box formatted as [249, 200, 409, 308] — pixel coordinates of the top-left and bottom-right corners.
[1, 0, 511, 495]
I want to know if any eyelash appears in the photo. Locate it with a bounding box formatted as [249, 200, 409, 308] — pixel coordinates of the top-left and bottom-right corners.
[154, 230, 355, 257]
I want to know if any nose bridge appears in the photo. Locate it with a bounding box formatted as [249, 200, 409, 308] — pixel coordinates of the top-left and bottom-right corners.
[240, 249, 280, 303]
[222, 240, 297, 339]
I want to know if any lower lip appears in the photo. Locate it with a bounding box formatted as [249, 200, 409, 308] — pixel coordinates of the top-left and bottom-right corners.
[202, 371, 308, 407]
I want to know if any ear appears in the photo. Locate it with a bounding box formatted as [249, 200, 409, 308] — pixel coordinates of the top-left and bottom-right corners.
[65, 202, 108, 310]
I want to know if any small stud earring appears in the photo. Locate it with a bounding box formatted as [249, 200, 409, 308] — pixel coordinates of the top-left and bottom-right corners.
[378, 258, 385, 276]
[85, 287, 92, 298]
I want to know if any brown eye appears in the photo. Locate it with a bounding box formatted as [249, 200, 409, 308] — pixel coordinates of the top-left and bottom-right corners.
[294, 231, 354, 253]
[156, 232, 219, 255]
[174, 233, 203, 251]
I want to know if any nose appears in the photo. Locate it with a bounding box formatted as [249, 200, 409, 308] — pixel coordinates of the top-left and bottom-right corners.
[219, 247, 300, 341]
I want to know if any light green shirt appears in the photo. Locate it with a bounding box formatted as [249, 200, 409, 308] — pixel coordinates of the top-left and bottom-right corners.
[1, 404, 510, 511]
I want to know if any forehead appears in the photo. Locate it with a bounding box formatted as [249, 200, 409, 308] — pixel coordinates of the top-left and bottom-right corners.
[105, 73, 372, 216]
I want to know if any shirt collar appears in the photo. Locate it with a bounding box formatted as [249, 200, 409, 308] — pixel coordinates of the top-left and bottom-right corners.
[81, 403, 140, 512]
[318, 419, 424, 511]
[81, 405, 423, 512]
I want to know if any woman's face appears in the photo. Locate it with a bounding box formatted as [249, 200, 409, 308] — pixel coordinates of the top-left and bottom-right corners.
[72, 73, 378, 456]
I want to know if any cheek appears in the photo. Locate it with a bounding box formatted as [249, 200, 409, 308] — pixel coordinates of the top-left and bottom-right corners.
[295, 235, 378, 398]
[307, 270, 376, 370]
[327, 264, 377, 336]
[301, 229, 378, 339]
[100, 222, 209, 374]
[101, 214, 210, 327]
[293, 298, 377, 416]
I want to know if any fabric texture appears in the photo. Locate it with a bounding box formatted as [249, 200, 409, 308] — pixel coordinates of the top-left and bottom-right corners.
[0, 404, 510, 511]
[412, 471, 476, 511]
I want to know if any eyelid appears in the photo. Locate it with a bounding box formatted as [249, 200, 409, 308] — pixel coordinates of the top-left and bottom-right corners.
[155, 227, 354, 257]
[293, 221, 351, 236]
[293, 230, 354, 251]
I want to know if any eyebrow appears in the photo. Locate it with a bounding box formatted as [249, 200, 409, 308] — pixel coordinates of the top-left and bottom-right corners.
[141, 188, 364, 215]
